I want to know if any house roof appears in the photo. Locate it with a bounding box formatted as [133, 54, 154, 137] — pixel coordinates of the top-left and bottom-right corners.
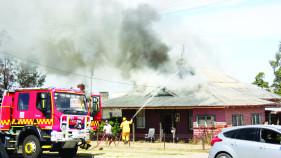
[102, 69, 280, 109]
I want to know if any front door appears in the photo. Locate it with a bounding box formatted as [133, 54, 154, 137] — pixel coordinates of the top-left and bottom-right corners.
[162, 113, 173, 134]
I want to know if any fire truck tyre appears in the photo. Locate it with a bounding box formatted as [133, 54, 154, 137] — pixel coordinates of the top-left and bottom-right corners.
[59, 145, 78, 158]
[22, 135, 42, 158]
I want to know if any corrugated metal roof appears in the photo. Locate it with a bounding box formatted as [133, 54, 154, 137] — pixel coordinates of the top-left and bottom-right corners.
[103, 69, 280, 108]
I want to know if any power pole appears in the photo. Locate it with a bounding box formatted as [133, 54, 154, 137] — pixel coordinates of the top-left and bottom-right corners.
[181, 44, 184, 67]
[90, 69, 94, 95]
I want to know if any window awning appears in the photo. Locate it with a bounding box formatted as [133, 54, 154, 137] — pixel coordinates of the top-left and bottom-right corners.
[265, 107, 281, 114]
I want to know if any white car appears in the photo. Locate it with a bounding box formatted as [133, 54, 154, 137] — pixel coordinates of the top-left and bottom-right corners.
[209, 125, 281, 158]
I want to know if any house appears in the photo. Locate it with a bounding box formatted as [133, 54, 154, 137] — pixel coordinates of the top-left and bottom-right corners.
[102, 69, 281, 141]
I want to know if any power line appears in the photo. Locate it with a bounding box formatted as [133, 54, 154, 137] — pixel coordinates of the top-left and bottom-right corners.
[0, 0, 232, 30]
[0, 50, 157, 88]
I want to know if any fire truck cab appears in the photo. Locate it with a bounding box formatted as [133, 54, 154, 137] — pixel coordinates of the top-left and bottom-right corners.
[0, 88, 91, 158]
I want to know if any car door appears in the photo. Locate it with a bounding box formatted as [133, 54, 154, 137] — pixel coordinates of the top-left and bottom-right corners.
[12, 92, 31, 125]
[33, 91, 52, 129]
[230, 128, 261, 158]
[255, 128, 281, 158]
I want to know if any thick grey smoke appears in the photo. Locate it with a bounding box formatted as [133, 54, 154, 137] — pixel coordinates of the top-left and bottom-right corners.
[117, 4, 170, 78]
[36, 0, 120, 75]
[0, 0, 207, 94]
[36, 1, 171, 79]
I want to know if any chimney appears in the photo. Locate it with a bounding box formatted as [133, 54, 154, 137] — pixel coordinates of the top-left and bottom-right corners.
[77, 84, 85, 92]
[99, 92, 109, 100]
[270, 85, 274, 93]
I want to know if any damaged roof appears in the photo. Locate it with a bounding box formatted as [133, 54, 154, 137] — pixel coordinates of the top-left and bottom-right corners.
[103, 69, 281, 109]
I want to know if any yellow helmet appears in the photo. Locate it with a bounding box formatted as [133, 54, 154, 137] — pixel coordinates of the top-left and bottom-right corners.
[123, 117, 127, 121]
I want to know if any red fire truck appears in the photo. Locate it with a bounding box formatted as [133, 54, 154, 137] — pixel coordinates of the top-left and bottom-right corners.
[89, 94, 102, 131]
[0, 88, 91, 158]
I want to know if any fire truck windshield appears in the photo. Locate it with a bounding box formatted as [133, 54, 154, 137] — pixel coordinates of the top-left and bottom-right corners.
[54, 92, 88, 115]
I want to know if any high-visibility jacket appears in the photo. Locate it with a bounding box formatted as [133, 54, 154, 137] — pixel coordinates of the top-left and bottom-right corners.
[120, 120, 132, 133]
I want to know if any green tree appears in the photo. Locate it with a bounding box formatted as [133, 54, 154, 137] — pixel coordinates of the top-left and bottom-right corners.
[17, 60, 46, 88]
[252, 72, 269, 90]
[0, 57, 18, 95]
[253, 42, 281, 95]
[269, 43, 281, 95]
[0, 56, 46, 95]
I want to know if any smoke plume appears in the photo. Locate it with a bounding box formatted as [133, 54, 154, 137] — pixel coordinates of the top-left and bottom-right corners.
[36, 1, 171, 80]
[0, 0, 211, 93]
[117, 4, 170, 78]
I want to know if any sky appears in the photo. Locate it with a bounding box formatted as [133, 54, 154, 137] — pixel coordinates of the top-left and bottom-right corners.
[0, 0, 281, 97]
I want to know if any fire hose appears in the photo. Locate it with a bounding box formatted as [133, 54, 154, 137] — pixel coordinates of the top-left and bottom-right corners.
[90, 131, 124, 150]
[116, 131, 123, 146]
[90, 134, 106, 150]
[90, 116, 138, 149]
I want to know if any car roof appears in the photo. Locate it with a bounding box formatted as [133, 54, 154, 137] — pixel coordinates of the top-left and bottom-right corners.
[221, 125, 281, 132]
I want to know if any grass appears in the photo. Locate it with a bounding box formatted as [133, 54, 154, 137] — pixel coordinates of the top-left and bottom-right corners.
[76, 141, 210, 157]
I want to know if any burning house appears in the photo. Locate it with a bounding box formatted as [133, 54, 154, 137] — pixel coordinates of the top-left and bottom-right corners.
[102, 69, 281, 141]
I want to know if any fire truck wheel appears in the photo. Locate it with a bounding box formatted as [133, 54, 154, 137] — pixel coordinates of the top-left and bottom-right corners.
[22, 135, 42, 158]
[58, 145, 78, 158]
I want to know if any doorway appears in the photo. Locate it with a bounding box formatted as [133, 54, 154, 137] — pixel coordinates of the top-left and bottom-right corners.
[162, 113, 173, 134]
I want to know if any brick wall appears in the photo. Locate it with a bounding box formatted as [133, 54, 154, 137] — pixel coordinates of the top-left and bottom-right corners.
[193, 106, 265, 136]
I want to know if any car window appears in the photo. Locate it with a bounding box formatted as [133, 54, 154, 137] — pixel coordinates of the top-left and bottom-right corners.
[224, 129, 238, 138]
[236, 128, 258, 141]
[260, 129, 281, 145]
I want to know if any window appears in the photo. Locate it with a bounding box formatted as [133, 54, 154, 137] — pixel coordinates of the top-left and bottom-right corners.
[91, 96, 100, 113]
[251, 113, 262, 125]
[18, 93, 30, 110]
[260, 129, 281, 145]
[232, 114, 244, 126]
[224, 129, 238, 138]
[196, 115, 215, 127]
[236, 128, 258, 141]
[136, 110, 145, 128]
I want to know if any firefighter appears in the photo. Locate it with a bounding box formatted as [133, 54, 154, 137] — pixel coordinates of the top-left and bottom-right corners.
[120, 117, 133, 144]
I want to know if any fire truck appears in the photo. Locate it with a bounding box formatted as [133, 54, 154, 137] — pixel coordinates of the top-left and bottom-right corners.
[0, 88, 91, 158]
[89, 94, 102, 131]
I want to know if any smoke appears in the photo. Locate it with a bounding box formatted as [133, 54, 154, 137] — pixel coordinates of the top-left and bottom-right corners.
[33, 0, 206, 93]
[35, 0, 121, 74]
[0, 0, 214, 93]
[117, 4, 170, 78]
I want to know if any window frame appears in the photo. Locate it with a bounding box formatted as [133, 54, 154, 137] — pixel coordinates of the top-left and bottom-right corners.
[136, 109, 146, 129]
[17, 93, 30, 111]
[251, 113, 262, 125]
[232, 114, 244, 126]
[196, 115, 215, 127]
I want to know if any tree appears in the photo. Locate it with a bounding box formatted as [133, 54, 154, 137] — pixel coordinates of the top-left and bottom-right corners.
[0, 56, 46, 95]
[17, 60, 46, 88]
[0, 57, 18, 95]
[253, 42, 281, 95]
[269, 42, 281, 95]
[252, 72, 269, 90]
